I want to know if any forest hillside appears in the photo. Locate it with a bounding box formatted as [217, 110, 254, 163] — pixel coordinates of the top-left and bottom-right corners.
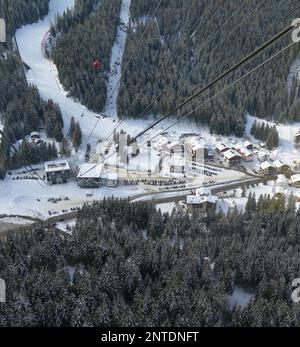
[1, 196, 300, 327]
[51, 0, 122, 112]
[0, 0, 63, 177]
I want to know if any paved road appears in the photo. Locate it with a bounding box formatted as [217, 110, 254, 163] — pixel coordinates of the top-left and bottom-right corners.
[1, 176, 273, 235]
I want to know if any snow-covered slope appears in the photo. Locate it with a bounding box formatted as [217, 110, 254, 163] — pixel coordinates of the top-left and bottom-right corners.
[15, 0, 200, 146]
[104, 0, 131, 118]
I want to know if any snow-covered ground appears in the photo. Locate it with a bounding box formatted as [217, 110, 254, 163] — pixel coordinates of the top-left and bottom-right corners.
[246, 114, 300, 167]
[56, 219, 76, 234]
[288, 54, 300, 100]
[0, 217, 34, 225]
[228, 286, 255, 310]
[0, 171, 145, 220]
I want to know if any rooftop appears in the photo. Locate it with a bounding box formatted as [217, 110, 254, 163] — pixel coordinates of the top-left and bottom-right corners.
[77, 163, 103, 179]
[291, 174, 300, 183]
[45, 161, 70, 173]
[223, 150, 242, 160]
[260, 161, 275, 170]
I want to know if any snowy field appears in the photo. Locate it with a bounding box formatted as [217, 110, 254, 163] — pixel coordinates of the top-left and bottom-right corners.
[0, 171, 144, 220]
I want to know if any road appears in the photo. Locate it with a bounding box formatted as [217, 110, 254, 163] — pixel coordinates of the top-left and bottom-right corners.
[0, 175, 274, 238]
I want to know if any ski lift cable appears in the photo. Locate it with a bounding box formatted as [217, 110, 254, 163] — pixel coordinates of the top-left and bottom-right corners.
[198, 0, 269, 54]
[109, 0, 165, 98]
[84, 0, 165, 144]
[131, 23, 295, 144]
[129, 39, 298, 162]
[141, 40, 297, 149]
[100, 0, 228, 143]
[133, 0, 300, 141]
[3, 0, 28, 88]
[0, 130, 48, 190]
[79, 24, 295, 178]
[130, 0, 269, 138]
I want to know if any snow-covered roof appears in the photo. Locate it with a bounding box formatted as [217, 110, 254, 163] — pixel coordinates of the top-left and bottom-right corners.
[260, 161, 275, 170]
[223, 150, 242, 160]
[154, 136, 169, 147]
[216, 142, 230, 152]
[77, 163, 103, 179]
[45, 161, 70, 173]
[187, 194, 218, 205]
[30, 131, 40, 137]
[195, 187, 212, 197]
[273, 160, 289, 168]
[167, 141, 183, 149]
[244, 141, 253, 148]
[291, 174, 300, 183]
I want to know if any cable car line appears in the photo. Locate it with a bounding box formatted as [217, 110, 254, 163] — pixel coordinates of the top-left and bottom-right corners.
[3, 0, 28, 88]
[84, 0, 164, 143]
[131, 23, 295, 143]
[79, 23, 295, 179]
[142, 41, 297, 147]
[131, 0, 270, 138]
[100, 0, 227, 143]
[0, 130, 48, 190]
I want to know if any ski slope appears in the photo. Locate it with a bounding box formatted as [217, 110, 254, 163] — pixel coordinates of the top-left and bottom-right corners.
[15, 0, 200, 146]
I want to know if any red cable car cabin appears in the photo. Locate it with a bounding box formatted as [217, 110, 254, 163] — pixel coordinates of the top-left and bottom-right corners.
[92, 59, 102, 70]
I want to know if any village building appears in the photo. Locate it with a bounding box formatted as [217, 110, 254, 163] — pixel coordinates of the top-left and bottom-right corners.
[244, 141, 254, 151]
[102, 172, 119, 188]
[259, 161, 276, 176]
[234, 143, 253, 162]
[216, 142, 231, 154]
[292, 159, 300, 173]
[290, 174, 300, 188]
[223, 150, 242, 168]
[184, 137, 209, 162]
[273, 174, 288, 195]
[257, 151, 268, 162]
[273, 160, 290, 174]
[169, 156, 185, 174]
[167, 141, 184, 156]
[77, 163, 103, 188]
[45, 161, 70, 185]
[154, 136, 170, 153]
[186, 187, 218, 215]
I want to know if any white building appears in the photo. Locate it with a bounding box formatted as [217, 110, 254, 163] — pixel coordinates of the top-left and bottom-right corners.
[169, 156, 186, 174]
[45, 161, 70, 185]
[291, 174, 300, 188]
[273, 160, 290, 174]
[216, 142, 231, 154]
[223, 150, 242, 167]
[106, 172, 119, 187]
[77, 163, 103, 188]
[257, 151, 268, 162]
[186, 188, 218, 214]
[153, 136, 170, 153]
[259, 161, 276, 176]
